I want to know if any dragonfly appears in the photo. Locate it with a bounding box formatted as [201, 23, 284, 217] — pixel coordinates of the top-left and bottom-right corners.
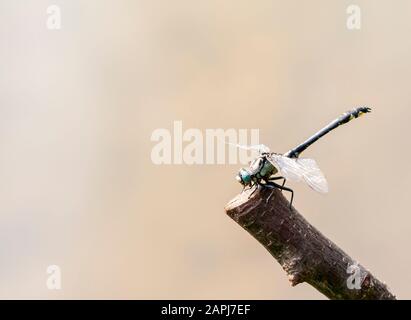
[230, 107, 371, 207]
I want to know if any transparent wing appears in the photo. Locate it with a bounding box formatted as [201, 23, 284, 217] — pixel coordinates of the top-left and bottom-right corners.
[297, 158, 329, 193]
[268, 154, 328, 193]
[222, 140, 270, 154]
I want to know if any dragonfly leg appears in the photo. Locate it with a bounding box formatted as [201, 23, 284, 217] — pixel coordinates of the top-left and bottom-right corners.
[268, 176, 287, 192]
[263, 181, 294, 209]
[268, 176, 284, 181]
[266, 189, 275, 203]
[248, 183, 259, 199]
[243, 182, 253, 192]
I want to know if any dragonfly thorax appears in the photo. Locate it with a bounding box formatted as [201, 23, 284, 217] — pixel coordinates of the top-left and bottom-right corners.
[249, 156, 277, 178]
[259, 156, 277, 177]
[236, 155, 278, 186]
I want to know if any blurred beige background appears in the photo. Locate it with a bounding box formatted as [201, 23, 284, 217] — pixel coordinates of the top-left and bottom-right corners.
[0, 0, 410, 299]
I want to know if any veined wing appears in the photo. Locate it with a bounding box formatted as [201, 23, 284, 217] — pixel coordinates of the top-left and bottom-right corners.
[267, 154, 329, 193]
[222, 140, 270, 154]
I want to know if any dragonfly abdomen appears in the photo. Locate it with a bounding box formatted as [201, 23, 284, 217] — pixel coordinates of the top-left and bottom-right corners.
[284, 107, 371, 158]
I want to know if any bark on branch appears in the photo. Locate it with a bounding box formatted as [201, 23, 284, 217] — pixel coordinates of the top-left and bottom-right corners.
[225, 187, 396, 300]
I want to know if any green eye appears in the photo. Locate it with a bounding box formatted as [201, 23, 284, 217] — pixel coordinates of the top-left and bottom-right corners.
[240, 169, 251, 184]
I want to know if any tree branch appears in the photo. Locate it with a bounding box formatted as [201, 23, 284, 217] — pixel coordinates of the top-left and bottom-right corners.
[225, 186, 396, 300]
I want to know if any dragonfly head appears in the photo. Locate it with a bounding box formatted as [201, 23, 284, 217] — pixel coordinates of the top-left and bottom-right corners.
[236, 168, 252, 186]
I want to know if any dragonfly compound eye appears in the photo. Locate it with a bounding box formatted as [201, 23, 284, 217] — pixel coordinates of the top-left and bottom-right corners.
[237, 168, 252, 185]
